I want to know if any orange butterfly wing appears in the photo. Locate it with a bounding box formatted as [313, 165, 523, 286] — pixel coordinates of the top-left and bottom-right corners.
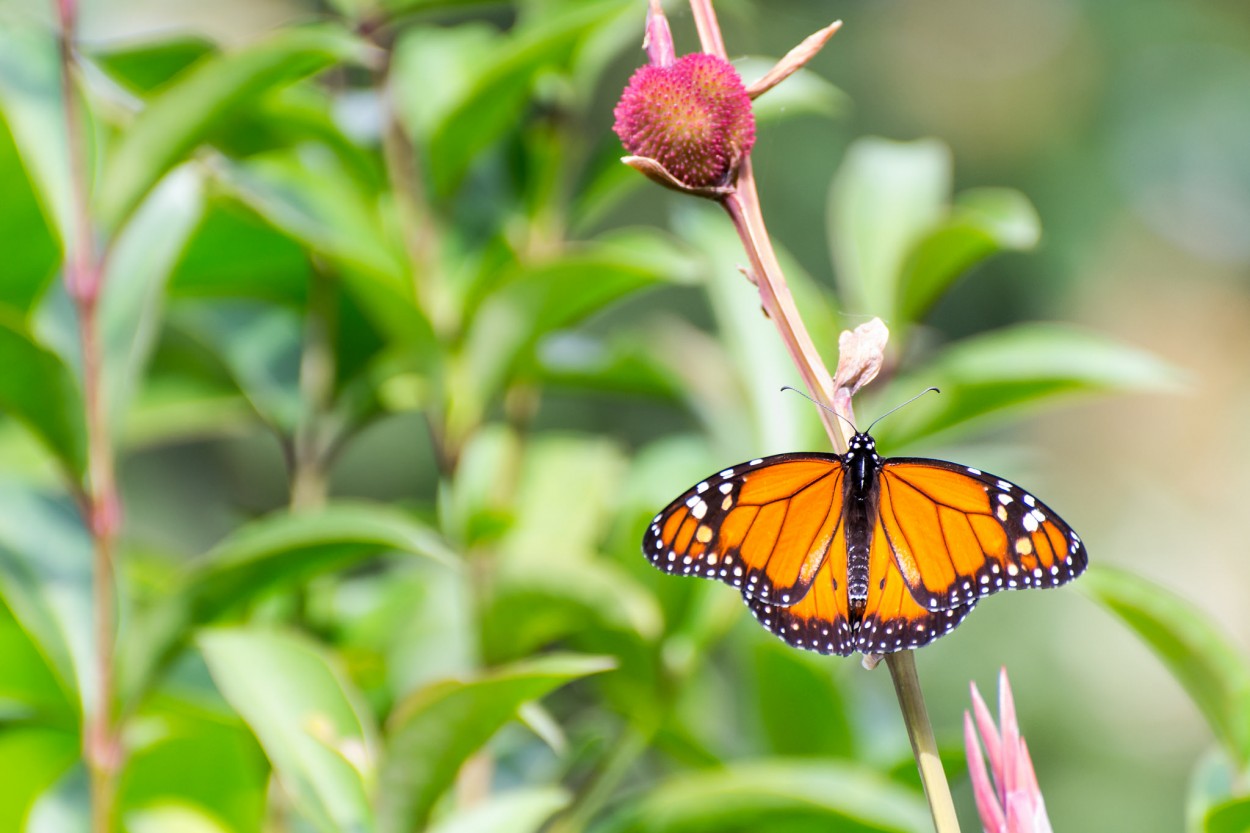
[645, 449, 1088, 658]
[855, 513, 978, 653]
[871, 458, 1088, 613]
[744, 516, 856, 655]
[644, 454, 844, 607]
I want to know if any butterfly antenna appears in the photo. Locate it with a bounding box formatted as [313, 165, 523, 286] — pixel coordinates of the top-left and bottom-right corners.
[779, 386, 859, 433]
[865, 387, 941, 434]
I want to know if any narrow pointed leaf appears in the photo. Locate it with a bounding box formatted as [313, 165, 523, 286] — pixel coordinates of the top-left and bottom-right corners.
[0, 25, 77, 245]
[1081, 566, 1250, 767]
[199, 627, 379, 833]
[594, 761, 930, 833]
[378, 654, 615, 833]
[829, 137, 950, 320]
[0, 115, 59, 312]
[0, 727, 78, 832]
[897, 188, 1041, 324]
[0, 483, 94, 714]
[426, 787, 571, 833]
[100, 168, 205, 421]
[0, 315, 85, 479]
[26, 763, 89, 833]
[97, 25, 368, 229]
[121, 502, 455, 707]
[873, 323, 1181, 449]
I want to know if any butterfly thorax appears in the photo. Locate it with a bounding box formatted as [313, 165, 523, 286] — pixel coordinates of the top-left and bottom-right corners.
[843, 432, 882, 617]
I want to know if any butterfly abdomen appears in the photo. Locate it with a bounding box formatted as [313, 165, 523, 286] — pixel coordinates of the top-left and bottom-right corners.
[843, 433, 881, 613]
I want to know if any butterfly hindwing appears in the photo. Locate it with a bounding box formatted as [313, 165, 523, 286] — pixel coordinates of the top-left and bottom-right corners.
[745, 507, 855, 656]
[876, 459, 1088, 612]
[644, 453, 844, 606]
[856, 514, 978, 654]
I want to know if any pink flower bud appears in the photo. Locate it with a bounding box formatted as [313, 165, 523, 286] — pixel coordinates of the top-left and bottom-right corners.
[613, 52, 756, 190]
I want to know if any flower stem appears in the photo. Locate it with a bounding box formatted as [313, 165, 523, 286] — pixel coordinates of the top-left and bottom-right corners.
[887, 651, 962, 832]
[721, 187, 845, 449]
[291, 265, 336, 512]
[686, 3, 962, 829]
[57, 1, 121, 829]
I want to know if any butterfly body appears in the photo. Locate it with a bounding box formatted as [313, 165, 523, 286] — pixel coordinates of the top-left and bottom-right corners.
[843, 432, 882, 615]
[643, 432, 1087, 656]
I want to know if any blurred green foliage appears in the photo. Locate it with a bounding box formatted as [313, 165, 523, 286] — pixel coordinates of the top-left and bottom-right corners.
[0, 0, 1245, 831]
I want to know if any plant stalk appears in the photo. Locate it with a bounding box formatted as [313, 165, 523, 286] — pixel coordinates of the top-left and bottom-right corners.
[687, 3, 962, 829]
[57, 1, 121, 829]
[291, 265, 337, 512]
[887, 651, 962, 832]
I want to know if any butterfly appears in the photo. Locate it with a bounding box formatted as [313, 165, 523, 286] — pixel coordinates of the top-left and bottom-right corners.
[643, 430, 1088, 656]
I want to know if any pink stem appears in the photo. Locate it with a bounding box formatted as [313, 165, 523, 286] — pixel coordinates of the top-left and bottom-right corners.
[57, 2, 121, 829]
[686, 2, 958, 830]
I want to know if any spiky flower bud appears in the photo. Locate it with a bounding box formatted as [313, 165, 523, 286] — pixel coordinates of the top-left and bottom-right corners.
[613, 52, 756, 191]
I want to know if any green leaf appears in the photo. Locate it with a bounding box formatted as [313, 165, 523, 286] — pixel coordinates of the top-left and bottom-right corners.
[199, 627, 379, 833]
[426, 787, 571, 833]
[216, 149, 404, 289]
[189, 502, 456, 607]
[873, 323, 1182, 449]
[99, 168, 205, 422]
[119, 692, 268, 831]
[0, 727, 79, 832]
[594, 761, 930, 833]
[329, 564, 478, 703]
[450, 241, 677, 439]
[896, 187, 1041, 324]
[168, 197, 310, 305]
[0, 115, 59, 313]
[169, 300, 304, 432]
[1082, 566, 1250, 767]
[378, 653, 616, 833]
[749, 641, 855, 759]
[0, 605, 74, 723]
[215, 153, 436, 353]
[481, 559, 663, 664]
[397, 3, 621, 197]
[1187, 750, 1241, 833]
[1206, 798, 1250, 833]
[674, 204, 839, 455]
[0, 482, 93, 715]
[534, 331, 686, 401]
[97, 24, 369, 230]
[0, 24, 78, 246]
[26, 763, 89, 833]
[438, 424, 522, 549]
[122, 376, 253, 449]
[94, 36, 217, 95]
[0, 315, 85, 479]
[125, 804, 235, 833]
[828, 137, 950, 322]
[121, 502, 456, 707]
[498, 436, 626, 566]
[379, 0, 505, 14]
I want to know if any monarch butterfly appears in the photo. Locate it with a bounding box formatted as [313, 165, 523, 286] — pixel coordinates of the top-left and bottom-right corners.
[643, 429, 1088, 656]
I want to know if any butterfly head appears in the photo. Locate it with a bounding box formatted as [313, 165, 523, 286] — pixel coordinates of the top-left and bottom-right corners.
[845, 432, 881, 464]
[845, 430, 885, 470]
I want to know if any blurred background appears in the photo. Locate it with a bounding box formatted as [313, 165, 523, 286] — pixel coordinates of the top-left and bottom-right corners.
[1, 0, 1249, 831]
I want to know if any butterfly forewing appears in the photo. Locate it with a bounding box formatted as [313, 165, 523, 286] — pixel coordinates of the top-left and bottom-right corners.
[877, 459, 1088, 611]
[644, 453, 844, 606]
